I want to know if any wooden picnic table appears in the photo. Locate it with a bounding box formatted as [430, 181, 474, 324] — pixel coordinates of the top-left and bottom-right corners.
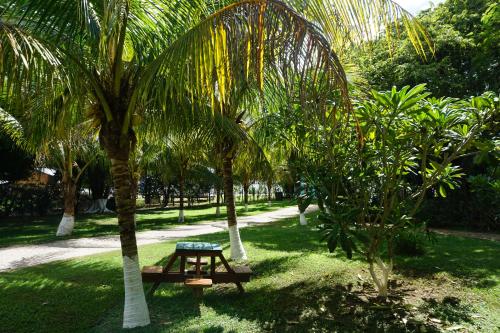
[141, 242, 252, 296]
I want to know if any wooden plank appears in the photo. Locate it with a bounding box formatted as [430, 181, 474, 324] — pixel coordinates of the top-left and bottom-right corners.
[185, 278, 212, 288]
[142, 265, 162, 274]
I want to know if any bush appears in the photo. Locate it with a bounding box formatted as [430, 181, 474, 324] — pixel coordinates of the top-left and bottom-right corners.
[394, 225, 435, 257]
[0, 184, 60, 218]
[419, 175, 500, 231]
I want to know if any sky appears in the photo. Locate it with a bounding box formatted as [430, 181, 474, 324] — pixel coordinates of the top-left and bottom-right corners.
[393, 0, 446, 15]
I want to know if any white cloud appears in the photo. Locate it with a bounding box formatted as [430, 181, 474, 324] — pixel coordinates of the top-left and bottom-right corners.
[393, 0, 446, 15]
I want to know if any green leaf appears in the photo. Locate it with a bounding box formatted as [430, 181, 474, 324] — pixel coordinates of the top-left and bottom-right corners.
[339, 230, 353, 259]
[327, 233, 339, 253]
[439, 184, 447, 198]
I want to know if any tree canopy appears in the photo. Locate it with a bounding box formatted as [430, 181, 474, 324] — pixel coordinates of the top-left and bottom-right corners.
[353, 0, 499, 97]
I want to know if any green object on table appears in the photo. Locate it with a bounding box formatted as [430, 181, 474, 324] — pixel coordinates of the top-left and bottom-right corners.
[176, 242, 222, 252]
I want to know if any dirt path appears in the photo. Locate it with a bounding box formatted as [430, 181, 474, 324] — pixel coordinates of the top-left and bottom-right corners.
[0, 205, 317, 272]
[430, 228, 500, 242]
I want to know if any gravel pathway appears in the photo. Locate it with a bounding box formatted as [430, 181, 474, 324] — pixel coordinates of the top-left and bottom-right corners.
[430, 228, 500, 242]
[0, 205, 317, 272]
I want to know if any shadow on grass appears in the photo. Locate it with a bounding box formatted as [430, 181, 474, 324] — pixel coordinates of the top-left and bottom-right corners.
[419, 296, 473, 325]
[138, 277, 445, 333]
[209, 282, 439, 333]
[239, 223, 325, 253]
[396, 235, 500, 289]
[0, 258, 124, 333]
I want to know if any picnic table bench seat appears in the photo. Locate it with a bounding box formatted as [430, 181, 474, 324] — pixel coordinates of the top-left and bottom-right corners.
[185, 277, 213, 297]
[185, 278, 212, 287]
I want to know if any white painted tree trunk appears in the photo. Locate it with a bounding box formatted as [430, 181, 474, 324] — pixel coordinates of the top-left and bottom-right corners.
[56, 214, 75, 236]
[122, 255, 150, 328]
[368, 257, 393, 297]
[228, 224, 247, 261]
[215, 206, 221, 216]
[85, 198, 113, 214]
[244, 203, 248, 211]
[178, 209, 184, 223]
[299, 212, 307, 225]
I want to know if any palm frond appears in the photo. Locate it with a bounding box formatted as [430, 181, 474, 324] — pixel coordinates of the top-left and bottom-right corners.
[0, 21, 63, 103]
[142, 0, 350, 125]
[300, 0, 434, 60]
[0, 105, 26, 147]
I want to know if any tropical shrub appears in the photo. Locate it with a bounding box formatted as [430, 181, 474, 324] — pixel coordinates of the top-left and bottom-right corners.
[316, 86, 495, 296]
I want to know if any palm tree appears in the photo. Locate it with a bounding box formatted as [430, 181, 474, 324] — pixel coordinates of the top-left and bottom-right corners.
[84, 153, 113, 214]
[206, 143, 225, 216]
[1, 84, 97, 235]
[164, 124, 213, 222]
[42, 134, 97, 236]
[1, 0, 431, 328]
[234, 139, 271, 211]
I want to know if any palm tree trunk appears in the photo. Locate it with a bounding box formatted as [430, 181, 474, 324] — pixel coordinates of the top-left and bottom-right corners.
[267, 181, 272, 206]
[223, 155, 247, 260]
[56, 173, 76, 236]
[243, 183, 249, 211]
[178, 174, 185, 222]
[162, 183, 170, 207]
[101, 124, 149, 328]
[215, 186, 221, 216]
[109, 156, 150, 328]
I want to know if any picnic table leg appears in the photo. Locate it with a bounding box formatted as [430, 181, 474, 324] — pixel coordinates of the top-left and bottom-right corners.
[218, 254, 245, 293]
[148, 253, 178, 297]
[236, 282, 245, 294]
[148, 281, 161, 296]
[218, 254, 235, 273]
[163, 253, 179, 273]
[196, 256, 201, 276]
[210, 256, 216, 276]
[180, 255, 186, 274]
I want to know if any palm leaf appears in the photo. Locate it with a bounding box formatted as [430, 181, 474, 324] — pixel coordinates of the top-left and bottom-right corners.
[142, 0, 351, 125]
[301, 0, 434, 60]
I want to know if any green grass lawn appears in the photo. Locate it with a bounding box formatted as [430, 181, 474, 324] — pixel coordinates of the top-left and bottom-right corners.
[0, 214, 498, 332]
[0, 200, 294, 248]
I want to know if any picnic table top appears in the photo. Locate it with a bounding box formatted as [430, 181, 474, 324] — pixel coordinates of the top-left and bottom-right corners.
[175, 242, 222, 252]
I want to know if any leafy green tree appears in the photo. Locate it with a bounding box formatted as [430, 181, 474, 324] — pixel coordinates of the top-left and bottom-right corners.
[318, 86, 495, 296]
[353, 0, 499, 97]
